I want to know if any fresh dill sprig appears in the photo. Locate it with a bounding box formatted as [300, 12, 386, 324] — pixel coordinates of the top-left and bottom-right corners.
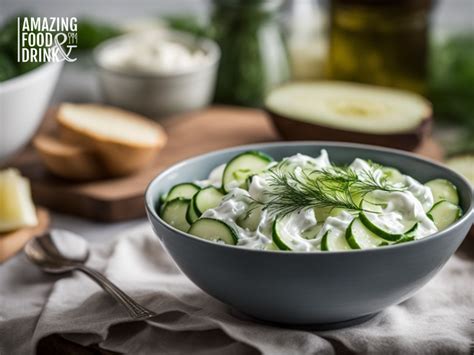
[253, 162, 404, 218]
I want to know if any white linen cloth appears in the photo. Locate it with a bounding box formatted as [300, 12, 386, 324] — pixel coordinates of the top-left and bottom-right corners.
[0, 224, 472, 355]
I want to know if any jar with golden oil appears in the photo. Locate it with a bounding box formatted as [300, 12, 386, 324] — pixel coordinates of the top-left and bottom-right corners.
[327, 0, 433, 95]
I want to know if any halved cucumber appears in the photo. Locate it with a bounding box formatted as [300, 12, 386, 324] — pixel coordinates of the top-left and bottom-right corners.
[425, 179, 459, 205]
[188, 218, 238, 245]
[222, 151, 273, 192]
[345, 218, 387, 249]
[193, 186, 225, 215]
[359, 211, 415, 241]
[164, 183, 200, 202]
[160, 198, 191, 232]
[427, 200, 462, 230]
[321, 230, 351, 251]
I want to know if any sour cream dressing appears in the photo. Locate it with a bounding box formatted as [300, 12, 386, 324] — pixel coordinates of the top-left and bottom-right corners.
[100, 31, 210, 75]
[199, 150, 437, 250]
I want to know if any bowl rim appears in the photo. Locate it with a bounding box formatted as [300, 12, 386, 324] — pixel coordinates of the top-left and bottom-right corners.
[93, 29, 221, 79]
[0, 61, 63, 92]
[145, 141, 474, 255]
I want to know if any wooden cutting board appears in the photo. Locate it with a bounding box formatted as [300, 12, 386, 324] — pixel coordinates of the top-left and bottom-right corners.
[0, 208, 50, 263]
[11, 106, 443, 222]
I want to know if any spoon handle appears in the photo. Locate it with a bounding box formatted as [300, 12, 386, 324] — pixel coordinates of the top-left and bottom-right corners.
[77, 265, 157, 320]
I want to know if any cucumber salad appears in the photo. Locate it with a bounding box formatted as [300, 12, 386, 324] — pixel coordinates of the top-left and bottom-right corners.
[158, 150, 463, 251]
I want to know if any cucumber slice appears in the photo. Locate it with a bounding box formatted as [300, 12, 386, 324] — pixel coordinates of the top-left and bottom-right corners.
[264, 242, 279, 251]
[360, 199, 384, 213]
[237, 205, 263, 231]
[345, 218, 387, 249]
[272, 216, 315, 251]
[193, 186, 225, 215]
[394, 235, 415, 244]
[188, 218, 238, 245]
[186, 201, 200, 224]
[382, 167, 405, 184]
[425, 179, 459, 205]
[164, 183, 200, 202]
[160, 198, 191, 232]
[222, 151, 273, 192]
[359, 211, 414, 241]
[321, 230, 352, 251]
[446, 154, 474, 186]
[427, 200, 462, 230]
[272, 219, 291, 251]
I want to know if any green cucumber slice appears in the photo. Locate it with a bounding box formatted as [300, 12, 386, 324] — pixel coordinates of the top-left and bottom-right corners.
[382, 167, 405, 184]
[164, 183, 200, 202]
[360, 199, 384, 213]
[186, 201, 200, 224]
[264, 242, 279, 251]
[188, 218, 238, 245]
[394, 235, 415, 244]
[237, 205, 263, 231]
[346, 218, 387, 249]
[193, 186, 225, 215]
[321, 230, 352, 251]
[425, 178, 459, 205]
[222, 151, 273, 192]
[272, 216, 316, 251]
[359, 211, 415, 241]
[160, 198, 191, 232]
[272, 218, 291, 251]
[427, 200, 462, 230]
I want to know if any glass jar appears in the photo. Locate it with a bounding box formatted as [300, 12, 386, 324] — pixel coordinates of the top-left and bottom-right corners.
[284, 0, 328, 80]
[327, 0, 433, 94]
[211, 0, 290, 106]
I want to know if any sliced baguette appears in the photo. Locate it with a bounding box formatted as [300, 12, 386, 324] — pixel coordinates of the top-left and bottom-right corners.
[34, 134, 105, 180]
[56, 103, 167, 176]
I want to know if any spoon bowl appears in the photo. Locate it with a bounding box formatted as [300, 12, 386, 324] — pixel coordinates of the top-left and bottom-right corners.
[24, 229, 157, 320]
[24, 229, 90, 273]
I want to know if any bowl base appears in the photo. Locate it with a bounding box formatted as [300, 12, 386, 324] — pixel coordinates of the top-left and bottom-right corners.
[230, 308, 379, 331]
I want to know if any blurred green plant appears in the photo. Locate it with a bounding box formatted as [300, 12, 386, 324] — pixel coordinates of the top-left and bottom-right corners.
[0, 15, 44, 81]
[429, 32, 474, 153]
[162, 15, 211, 38]
[76, 19, 123, 50]
[429, 34, 474, 127]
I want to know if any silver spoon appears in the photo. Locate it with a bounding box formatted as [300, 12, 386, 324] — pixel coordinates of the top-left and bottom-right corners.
[24, 229, 157, 320]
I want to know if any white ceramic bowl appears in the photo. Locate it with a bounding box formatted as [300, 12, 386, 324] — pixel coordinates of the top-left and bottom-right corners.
[0, 62, 63, 164]
[93, 31, 220, 119]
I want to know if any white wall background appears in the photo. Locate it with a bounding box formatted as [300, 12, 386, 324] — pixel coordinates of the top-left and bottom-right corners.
[0, 0, 473, 30]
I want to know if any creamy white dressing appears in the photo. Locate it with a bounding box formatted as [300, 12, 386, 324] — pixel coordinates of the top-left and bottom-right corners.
[100, 31, 210, 75]
[198, 150, 438, 250]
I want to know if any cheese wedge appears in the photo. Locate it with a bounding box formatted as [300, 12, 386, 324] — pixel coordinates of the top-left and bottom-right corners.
[0, 169, 38, 233]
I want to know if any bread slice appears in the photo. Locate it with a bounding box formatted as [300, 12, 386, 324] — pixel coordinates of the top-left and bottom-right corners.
[34, 134, 105, 180]
[56, 103, 167, 176]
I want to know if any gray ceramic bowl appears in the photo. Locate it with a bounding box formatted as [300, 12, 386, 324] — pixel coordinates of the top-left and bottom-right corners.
[94, 31, 220, 119]
[145, 142, 474, 327]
